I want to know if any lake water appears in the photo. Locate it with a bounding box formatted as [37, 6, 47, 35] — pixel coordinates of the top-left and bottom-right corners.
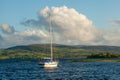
[0, 60, 120, 80]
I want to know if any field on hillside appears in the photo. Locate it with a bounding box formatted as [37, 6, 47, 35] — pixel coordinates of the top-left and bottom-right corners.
[0, 44, 120, 60]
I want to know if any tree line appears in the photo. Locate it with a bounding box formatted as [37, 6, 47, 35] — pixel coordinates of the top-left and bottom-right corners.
[87, 52, 120, 58]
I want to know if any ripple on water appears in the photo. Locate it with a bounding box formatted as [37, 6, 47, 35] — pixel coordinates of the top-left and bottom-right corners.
[0, 61, 120, 80]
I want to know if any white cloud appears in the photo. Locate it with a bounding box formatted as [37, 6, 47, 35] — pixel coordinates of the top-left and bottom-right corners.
[16, 29, 48, 38]
[0, 29, 49, 48]
[0, 23, 50, 48]
[41, 6, 99, 41]
[0, 6, 120, 48]
[20, 6, 120, 46]
[0, 24, 15, 34]
[22, 6, 99, 43]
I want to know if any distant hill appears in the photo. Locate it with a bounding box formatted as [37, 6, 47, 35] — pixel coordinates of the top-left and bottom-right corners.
[0, 44, 119, 60]
[80, 46, 120, 53]
[6, 44, 120, 53]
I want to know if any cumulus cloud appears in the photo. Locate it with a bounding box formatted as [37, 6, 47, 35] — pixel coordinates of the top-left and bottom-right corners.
[0, 6, 120, 48]
[16, 29, 48, 43]
[0, 24, 15, 34]
[22, 6, 99, 43]
[0, 23, 50, 48]
[0, 29, 49, 48]
[21, 6, 120, 46]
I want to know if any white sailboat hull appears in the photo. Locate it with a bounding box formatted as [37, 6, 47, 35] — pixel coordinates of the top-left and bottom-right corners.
[39, 61, 58, 68]
[44, 61, 58, 68]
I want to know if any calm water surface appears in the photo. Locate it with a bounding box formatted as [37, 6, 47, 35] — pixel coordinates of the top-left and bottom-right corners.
[0, 60, 120, 80]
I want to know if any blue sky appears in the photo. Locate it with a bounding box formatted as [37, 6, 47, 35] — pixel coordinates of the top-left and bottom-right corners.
[0, 0, 120, 48]
[1, 0, 120, 30]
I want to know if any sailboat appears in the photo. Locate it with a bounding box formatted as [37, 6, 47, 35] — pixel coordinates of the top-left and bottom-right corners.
[39, 14, 58, 68]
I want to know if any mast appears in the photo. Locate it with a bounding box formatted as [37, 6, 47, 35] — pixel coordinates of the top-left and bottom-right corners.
[49, 13, 53, 61]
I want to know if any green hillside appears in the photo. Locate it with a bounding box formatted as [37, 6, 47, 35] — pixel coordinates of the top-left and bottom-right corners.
[0, 44, 120, 60]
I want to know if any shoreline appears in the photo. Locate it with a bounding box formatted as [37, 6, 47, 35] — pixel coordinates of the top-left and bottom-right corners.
[71, 58, 120, 62]
[0, 58, 120, 62]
